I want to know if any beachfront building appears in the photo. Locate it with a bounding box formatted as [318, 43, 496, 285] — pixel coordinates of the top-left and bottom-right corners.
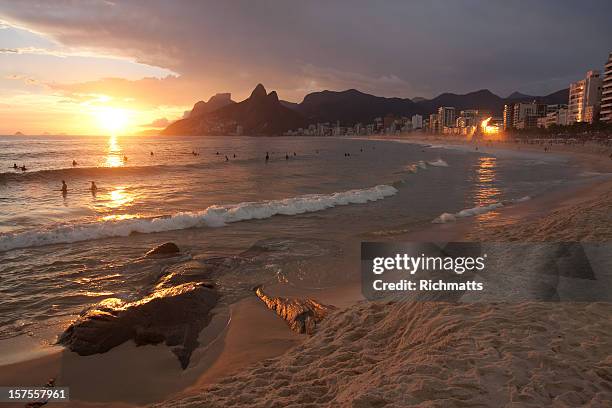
[411, 114, 423, 129]
[537, 107, 569, 128]
[428, 113, 440, 133]
[503, 103, 515, 130]
[600, 52, 612, 123]
[568, 70, 602, 124]
[512, 102, 537, 129]
[438, 107, 456, 129]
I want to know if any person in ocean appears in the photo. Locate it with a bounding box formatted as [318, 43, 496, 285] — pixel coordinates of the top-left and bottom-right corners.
[285, 153, 289, 160]
[20, 165, 27, 171]
[150, 151, 154, 156]
[225, 155, 229, 161]
[13, 163, 17, 169]
[61, 180, 68, 194]
[265, 152, 269, 162]
[72, 160, 78, 166]
[123, 155, 128, 162]
[90, 181, 98, 194]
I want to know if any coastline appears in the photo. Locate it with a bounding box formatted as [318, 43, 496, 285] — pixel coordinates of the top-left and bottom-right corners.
[1, 137, 610, 407]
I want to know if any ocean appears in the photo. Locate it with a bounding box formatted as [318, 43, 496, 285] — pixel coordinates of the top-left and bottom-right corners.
[0, 134, 579, 355]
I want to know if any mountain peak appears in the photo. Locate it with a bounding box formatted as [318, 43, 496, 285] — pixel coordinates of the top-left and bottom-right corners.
[267, 90, 279, 102]
[250, 83, 267, 99]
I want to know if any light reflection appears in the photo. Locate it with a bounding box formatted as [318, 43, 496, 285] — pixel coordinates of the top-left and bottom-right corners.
[472, 156, 502, 221]
[105, 135, 124, 167]
[100, 214, 139, 221]
[105, 187, 135, 209]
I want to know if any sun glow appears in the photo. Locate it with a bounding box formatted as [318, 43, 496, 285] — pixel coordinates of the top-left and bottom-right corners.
[96, 107, 129, 135]
[480, 117, 499, 135]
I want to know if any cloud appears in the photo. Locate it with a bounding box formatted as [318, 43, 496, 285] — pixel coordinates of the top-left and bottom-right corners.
[0, 0, 611, 100]
[141, 117, 170, 128]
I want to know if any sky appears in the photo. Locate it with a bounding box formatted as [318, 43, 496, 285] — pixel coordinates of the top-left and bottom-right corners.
[0, 0, 611, 135]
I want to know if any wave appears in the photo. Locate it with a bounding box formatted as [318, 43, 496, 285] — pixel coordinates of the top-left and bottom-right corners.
[0, 184, 398, 252]
[432, 196, 530, 223]
[427, 158, 449, 167]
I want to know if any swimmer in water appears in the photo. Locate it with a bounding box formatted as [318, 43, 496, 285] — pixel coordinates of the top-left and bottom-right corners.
[233, 154, 236, 158]
[293, 152, 296, 156]
[123, 155, 128, 162]
[72, 160, 77, 166]
[265, 152, 270, 162]
[61, 180, 68, 194]
[150, 151, 154, 156]
[90, 181, 98, 194]
[285, 153, 289, 160]
[21, 165, 27, 171]
[225, 155, 229, 161]
[13, 163, 17, 169]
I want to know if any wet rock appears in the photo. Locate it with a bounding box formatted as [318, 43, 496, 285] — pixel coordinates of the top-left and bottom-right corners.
[58, 282, 218, 369]
[146, 242, 180, 257]
[254, 286, 336, 334]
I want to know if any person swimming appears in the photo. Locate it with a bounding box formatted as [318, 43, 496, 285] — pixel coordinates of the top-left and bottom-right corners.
[225, 155, 229, 161]
[293, 152, 296, 156]
[285, 153, 289, 160]
[13, 163, 17, 169]
[90, 181, 98, 193]
[265, 152, 270, 162]
[150, 151, 154, 156]
[123, 155, 128, 162]
[72, 160, 78, 166]
[61, 180, 68, 194]
[20, 165, 27, 171]
[233, 154, 236, 158]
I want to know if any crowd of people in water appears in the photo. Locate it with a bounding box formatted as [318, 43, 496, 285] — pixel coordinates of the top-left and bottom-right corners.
[10, 146, 374, 197]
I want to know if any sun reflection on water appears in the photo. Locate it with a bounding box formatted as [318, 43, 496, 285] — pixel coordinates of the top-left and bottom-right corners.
[105, 135, 124, 167]
[472, 156, 502, 221]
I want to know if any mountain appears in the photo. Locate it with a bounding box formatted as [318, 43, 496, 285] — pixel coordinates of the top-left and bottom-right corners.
[506, 91, 534, 100]
[162, 84, 306, 136]
[415, 89, 505, 115]
[296, 89, 424, 124]
[187, 93, 234, 118]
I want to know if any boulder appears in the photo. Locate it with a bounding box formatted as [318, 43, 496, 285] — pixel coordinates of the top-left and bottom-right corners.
[254, 286, 335, 334]
[145, 242, 180, 257]
[58, 282, 218, 369]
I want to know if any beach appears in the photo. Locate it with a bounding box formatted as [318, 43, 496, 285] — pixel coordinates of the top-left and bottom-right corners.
[0, 135, 611, 407]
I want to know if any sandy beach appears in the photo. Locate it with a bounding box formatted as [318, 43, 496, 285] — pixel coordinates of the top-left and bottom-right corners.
[1, 137, 611, 407]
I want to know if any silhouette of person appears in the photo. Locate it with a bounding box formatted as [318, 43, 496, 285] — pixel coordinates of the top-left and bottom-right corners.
[21, 165, 27, 171]
[285, 154, 289, 160]
[150, 151, 154, 156]
[265, 152, 270, 162]
[72, 160, 77, 166]
[90, 181, 98, 194]
[225, 155, 229, 161]
[61, 180, 68, 195]
[13, 163, 17, 169]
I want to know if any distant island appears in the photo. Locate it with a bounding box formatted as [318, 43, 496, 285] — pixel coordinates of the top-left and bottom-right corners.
[162, 84, 569, 136]
[14, 131, 24, 136]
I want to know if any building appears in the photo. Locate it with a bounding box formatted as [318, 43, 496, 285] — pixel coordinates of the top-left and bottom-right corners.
[428, 113, 440, 134]
[537, 107, 569, 129]
[437, 107, 456, 129]
[503, 103, 515, 129]
[411, 114, 423, 129]
[512, 102, 537, 128]
[568, 70, 602, 124]
[601, 52, 612, 123]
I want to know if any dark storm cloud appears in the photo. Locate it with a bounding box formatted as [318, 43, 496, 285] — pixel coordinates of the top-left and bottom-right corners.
[0, 0, 610, 100]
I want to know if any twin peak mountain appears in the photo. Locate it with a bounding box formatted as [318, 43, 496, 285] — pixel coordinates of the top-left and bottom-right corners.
[162, 84, 568, 136]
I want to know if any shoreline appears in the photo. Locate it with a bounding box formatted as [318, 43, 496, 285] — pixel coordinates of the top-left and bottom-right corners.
[1, 137, 610, 406]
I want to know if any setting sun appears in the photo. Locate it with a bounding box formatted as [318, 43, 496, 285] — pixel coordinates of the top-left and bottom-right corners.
[95, 107, 129, 135]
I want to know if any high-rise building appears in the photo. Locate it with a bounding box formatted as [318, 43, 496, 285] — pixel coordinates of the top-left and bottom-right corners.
[601, 52, 612, 123]
[411, 114, 423, 129]
[503, 103, 515, 129]
[437, 107, 456, 129]
[428, 113, 440, 134]
[512, 102, 537, 127]
[568, 70, 602, 123]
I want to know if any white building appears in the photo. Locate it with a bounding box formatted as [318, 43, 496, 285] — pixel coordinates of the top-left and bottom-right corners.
[600, 52, 612, 123]
[568, 70, 602, 124]
[437, 107, 456, 129]
[411, 114, 423, 129]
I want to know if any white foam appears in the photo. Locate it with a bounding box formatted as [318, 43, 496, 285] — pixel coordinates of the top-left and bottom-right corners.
[0, 184, 398, 252]
[427, 159, 449, 167]
[432, 196, 530, 224]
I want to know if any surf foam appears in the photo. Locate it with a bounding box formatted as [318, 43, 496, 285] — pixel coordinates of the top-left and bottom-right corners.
[0, 184, 398, 252]
[432, 196, 530, 223]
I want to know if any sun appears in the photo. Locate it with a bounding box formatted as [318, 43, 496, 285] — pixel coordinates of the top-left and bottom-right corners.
[96, 107, 129, 135]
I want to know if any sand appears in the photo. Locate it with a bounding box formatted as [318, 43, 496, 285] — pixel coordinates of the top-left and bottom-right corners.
[2, 137, 611, 407]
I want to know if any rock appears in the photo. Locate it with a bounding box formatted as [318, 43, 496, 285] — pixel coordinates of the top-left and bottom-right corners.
[146, 242, 180, 257]
[254, 286, 336, 334]
[58, 282, 218, 369]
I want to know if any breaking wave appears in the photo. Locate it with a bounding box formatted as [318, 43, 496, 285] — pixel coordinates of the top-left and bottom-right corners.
[432, 196, 530, 223]
[0, 184, 398, 252]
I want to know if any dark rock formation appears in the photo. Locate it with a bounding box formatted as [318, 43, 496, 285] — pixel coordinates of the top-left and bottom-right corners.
[162, 84, 307, 136]
[189, 93, 235, 117]
[58, 282, 218, 369]
[145, 242, 180, 257]
[254, 286, 335, 334]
